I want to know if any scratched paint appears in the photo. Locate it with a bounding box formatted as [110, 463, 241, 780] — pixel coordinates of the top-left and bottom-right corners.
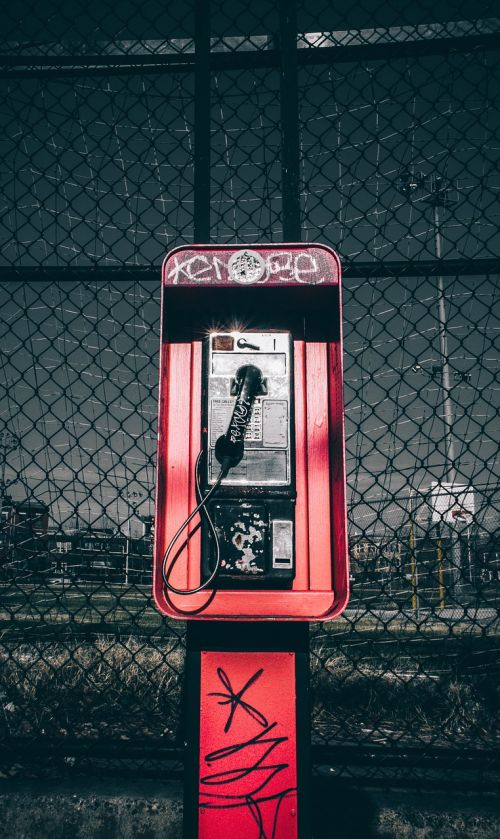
[199, 651, 298, 839]
[231, 522, 263, 574]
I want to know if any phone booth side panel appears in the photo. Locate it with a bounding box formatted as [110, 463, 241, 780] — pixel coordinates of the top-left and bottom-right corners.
[328, 316, 350, 618]
[306, 342, 333, 592]
[292, 340, 310, 591]
[188, 342, 203, 591]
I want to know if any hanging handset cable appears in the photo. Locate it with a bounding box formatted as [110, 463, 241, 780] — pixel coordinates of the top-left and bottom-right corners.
[161, 450, 226, 595]
[162, 364, 264, 595]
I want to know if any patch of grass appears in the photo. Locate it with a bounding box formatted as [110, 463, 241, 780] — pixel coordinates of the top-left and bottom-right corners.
[310, 640, 500, 748]
[1, 621, 499, 763]
[0, 635, 184, 743]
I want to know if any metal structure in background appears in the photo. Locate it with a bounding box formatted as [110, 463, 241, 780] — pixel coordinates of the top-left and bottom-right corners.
[0, 0, 499, 791]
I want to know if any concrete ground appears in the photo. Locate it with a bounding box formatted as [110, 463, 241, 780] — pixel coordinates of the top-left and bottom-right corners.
[0, 778, 499, 838]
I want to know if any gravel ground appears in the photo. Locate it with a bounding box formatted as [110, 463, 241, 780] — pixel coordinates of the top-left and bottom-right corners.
[0, 779, 499, 838]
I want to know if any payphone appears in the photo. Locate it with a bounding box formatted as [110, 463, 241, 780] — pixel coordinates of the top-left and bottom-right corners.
[153, 243, 349, 622]
[201, 330, 295, 588]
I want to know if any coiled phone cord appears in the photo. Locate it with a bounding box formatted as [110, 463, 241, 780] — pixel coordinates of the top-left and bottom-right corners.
[161, 451, 227, 596]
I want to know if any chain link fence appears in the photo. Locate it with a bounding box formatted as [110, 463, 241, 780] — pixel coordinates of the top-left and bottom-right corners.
[1, 0, 499, 787]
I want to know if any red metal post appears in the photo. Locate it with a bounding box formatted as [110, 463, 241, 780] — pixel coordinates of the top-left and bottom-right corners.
[184, 623, 310, 839]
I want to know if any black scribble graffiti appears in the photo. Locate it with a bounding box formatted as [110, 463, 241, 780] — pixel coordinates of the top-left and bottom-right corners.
[202, 721, 288, 792]
[208, 666, 268, 733]
[201, 671, 297, 838]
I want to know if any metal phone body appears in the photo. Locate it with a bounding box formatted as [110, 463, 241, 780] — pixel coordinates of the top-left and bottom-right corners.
[201, 331, 295, 588]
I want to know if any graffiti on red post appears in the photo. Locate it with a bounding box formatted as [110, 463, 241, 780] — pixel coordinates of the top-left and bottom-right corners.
[199, 651, 298, 839]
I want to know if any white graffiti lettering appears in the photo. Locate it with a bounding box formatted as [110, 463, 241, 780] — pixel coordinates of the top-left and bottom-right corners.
[167, 254, 212, 284]
[229, 400, 250, 444]
[167, 250, 324, 284]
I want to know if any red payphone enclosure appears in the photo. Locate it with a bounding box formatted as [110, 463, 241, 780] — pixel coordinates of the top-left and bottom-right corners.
[153, 243, 349, 621]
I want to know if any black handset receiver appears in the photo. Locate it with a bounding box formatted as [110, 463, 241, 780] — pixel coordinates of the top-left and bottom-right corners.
[214, 364, 264, 472]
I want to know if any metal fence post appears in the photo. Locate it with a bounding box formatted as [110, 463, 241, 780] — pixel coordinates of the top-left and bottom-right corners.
[194, 0, 211, 244]
[279, 0, 301, 242]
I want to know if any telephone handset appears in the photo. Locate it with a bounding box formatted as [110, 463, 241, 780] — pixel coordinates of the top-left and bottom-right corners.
[201, 331, 296, 588]
[213, 363, 266, 472]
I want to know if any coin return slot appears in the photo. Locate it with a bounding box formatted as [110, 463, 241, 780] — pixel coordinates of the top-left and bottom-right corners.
[272, 520, 293, 569]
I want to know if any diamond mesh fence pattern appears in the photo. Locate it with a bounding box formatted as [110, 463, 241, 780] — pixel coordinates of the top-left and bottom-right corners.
[299, 51, 500, 261]
[0, 0, 499, 786]
[0, 73, 195, 266]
